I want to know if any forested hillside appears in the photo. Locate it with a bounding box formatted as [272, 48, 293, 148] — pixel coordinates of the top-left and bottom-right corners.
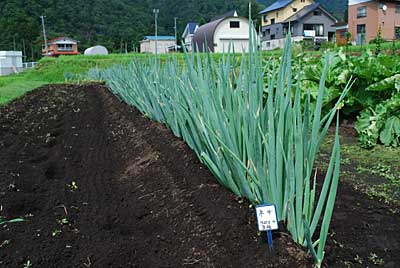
[0, 0, 345, 60]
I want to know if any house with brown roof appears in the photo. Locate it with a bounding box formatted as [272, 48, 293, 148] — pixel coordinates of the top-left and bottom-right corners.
[42, 37, 79, 57]
[348, 0, 400, 44]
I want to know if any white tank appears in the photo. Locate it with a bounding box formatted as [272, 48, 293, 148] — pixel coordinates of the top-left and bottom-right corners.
[0, 51, 23, 76]
[84, 45, 109, 55]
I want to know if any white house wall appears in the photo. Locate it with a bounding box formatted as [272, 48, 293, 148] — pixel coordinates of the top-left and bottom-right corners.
[184, 35, 194, 51]
[219, 40, 250, 53]
[262, 36, 304, 50]
[213, 18, 254, 53]
[140, 41, 151, 53]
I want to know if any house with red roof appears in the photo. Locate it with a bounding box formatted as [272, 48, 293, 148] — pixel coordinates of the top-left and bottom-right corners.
[42, 37, 79, 57]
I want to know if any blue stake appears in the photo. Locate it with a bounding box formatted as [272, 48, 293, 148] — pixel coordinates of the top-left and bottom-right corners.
[267, 230, 273, 250]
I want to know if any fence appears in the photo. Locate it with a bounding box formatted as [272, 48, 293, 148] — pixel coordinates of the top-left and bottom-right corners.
[23, 62, 37, 69]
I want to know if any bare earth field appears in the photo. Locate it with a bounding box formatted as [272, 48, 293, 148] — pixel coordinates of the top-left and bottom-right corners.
[0, 84, 399, 268]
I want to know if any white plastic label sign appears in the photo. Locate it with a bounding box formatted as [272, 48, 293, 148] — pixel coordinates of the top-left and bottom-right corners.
[255, 204, 279, 231]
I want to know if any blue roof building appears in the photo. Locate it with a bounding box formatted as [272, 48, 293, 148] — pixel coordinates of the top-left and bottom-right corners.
[182, 23, 199, 51]
[143, 36, 176, 41]
[140, 36, 177, 54]
[183, 23, 199, 36]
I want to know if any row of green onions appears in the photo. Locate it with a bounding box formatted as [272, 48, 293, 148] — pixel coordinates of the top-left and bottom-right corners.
[89, 16, 350, 266]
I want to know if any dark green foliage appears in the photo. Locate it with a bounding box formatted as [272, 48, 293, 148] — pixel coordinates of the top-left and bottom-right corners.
[374, 28, 383, 56]
[356, 90, 400, 148]
[345, 32, 352, 55]
[0, 0, 262, 58]
[303, 50, 400, 148]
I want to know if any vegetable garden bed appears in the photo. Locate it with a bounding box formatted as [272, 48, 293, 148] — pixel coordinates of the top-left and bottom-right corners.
[0, 84, 399, 267]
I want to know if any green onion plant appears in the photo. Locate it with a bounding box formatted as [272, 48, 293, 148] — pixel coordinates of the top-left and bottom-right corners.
[90, 12, 350, 267]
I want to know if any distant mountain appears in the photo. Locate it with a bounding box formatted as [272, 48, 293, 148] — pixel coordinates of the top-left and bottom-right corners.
[256, 0, 347, 20]
[0, 0, 346, 60]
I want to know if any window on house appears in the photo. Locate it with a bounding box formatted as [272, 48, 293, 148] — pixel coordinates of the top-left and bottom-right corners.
[283, 25, 294, 35]
[357, 24, 366, 34]
[266, 42, 271, 47]
[301, 0, 305, 2]
[357, 6, 367, 18]
[276, 12, 279, 18]
[315, 25, 324, 36]
[57, 44, 73, 51]
[271, 34, 275, 40]
[340, 31, 346, 38]
[293, 8, 297, 12]
[271, 18, 275, 24]
[395, 27, 400, 39]
[313, 10, 322, 16]
[230, 21, 240, 28]
[396, 4, 400, 13]
[263, 15, 268, 23]
[266, 29, 270, 35]
[304, 24, 324, 36]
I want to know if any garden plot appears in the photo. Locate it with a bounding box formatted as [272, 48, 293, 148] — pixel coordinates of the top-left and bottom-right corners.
[0, 84, 309, 268]
[0, 83, 399, 268]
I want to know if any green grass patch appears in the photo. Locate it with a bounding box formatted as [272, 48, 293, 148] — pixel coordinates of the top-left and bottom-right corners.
[0, 53, 155, 105]
[320, 133, 400, 204]
[0, 72, 47, 104]
[1, 42, 398, 106]
[0, 52, 245, 105]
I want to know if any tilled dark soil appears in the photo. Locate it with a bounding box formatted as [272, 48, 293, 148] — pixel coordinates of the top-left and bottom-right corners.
[0, 84, 309, 268]
[0, 84, 399, 268]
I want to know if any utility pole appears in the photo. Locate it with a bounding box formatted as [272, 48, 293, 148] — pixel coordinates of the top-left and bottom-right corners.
[22, 39, 26, 60]
[40, 16, 48, 55]
[153, 9, 159, 55]
[31, 42, 34, 61]
[13, 35, 16, 51]
[174, 17, 178, 51]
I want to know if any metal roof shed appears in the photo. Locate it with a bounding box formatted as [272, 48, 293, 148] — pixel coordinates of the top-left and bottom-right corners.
[192, 11, 255, 53]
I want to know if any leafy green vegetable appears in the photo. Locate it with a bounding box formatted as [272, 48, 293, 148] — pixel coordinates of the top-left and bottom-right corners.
[380, 116, 400, 147]
[302, 48, 400, 148]
[356, 93, 400, 148]
[366, 74, 400, 92]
